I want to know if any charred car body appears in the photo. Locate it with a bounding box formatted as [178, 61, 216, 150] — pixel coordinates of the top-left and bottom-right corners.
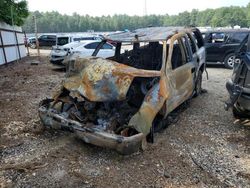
[225, 33, 250, 118]
[39, 27, 206, 154]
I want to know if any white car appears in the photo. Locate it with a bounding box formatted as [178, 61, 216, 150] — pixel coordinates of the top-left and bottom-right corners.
[56, 35, 103, 46]
[50, 40, 115, 65]
[50, 41, 84, 63]
[72, 41, 115, 59]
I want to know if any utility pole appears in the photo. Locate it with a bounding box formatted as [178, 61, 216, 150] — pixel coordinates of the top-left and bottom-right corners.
[33, 15, 40, 57]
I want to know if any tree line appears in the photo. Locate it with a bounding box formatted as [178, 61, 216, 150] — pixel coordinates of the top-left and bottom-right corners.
[22, 3, 250, 33]
[0, 0, 29, 26]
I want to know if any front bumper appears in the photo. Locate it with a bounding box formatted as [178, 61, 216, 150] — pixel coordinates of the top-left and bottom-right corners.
[38, 99, 145, 154]
[49, 50, 68, 62]
[49, 55, 66, 62]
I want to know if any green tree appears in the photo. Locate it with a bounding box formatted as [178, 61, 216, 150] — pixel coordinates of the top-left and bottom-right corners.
[176, 11, 191, 26]
[246, 2, 250, 26]
[0, 0, 29, 26]
[190, 9, 198, 26]
[22, 4, 250, 33]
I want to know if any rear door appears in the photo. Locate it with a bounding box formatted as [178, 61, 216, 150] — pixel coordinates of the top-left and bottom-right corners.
[225, 32, 248, 53]
[96, 43, 115, 58]
[48, 35, 56, 46]
[78, 42, 100, 57]
[39, 35, 56, 46]
[38, 35, 47, 46]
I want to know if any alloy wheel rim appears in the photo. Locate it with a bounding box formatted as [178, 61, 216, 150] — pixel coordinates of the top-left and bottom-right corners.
[227, 56, 235, 68]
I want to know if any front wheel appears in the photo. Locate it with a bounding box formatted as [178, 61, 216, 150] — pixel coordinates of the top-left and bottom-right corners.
[233, 104, 249, 119]
[224, 53, 241, 69]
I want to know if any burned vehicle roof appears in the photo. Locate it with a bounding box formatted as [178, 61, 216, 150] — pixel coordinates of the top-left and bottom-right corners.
[105, 27, 195, 42]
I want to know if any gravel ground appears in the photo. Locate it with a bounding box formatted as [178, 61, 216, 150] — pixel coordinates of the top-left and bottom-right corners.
[0, 55, 249, 188]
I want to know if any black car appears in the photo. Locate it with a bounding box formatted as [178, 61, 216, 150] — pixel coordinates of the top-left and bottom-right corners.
[29, 34, 56, 48]
[203, 29, 250, 69]
[225, 33, 250, 118]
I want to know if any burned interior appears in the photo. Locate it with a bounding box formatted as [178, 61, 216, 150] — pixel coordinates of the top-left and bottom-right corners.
[39, 27, 205, 154]
[110, 41, 163, 70]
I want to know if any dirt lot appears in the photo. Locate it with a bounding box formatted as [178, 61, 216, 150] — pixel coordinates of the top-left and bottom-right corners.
[0, 54, 249, 187]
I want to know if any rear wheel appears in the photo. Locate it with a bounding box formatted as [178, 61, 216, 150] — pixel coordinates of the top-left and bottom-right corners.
[224, 53, 241, 69]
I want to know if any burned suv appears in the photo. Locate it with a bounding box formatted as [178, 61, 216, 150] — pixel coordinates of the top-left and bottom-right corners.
[39, 27, 206, 154]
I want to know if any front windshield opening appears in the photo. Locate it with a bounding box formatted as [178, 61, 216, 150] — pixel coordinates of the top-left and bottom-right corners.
[109, 41, 163, 71]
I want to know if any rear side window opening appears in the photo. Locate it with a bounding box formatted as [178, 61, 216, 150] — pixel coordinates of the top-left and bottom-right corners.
[228, 32, 248, 43]
[110, 41, 164, 71]
[171, 37, 193, 70]
[192, 29, 204, 47]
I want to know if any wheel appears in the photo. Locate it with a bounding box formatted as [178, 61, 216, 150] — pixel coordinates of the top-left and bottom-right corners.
[224, 53, 241, 69]
[233, 104, 249, 119]
[194, 70, 202, 97]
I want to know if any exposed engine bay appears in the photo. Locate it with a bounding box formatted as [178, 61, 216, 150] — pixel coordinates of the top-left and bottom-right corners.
[39, 52, 165, 154]
[45, 76, 159, 136]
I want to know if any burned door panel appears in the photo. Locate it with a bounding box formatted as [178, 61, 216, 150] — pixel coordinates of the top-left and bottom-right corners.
[164, 35, 195, 114]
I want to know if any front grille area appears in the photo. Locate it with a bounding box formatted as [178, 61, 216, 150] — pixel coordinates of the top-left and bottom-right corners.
[52, 55, 62, 58]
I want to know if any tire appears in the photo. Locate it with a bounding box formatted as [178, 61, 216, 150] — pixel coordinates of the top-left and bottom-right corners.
[224, 53, 241, 69]
[232, 104, 249, 119]
[194, 70, 202, 97]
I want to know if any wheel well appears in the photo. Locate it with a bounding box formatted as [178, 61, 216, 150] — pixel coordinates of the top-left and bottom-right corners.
[223, 52, 234, 62]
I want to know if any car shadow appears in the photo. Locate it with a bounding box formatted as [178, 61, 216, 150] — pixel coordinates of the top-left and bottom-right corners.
[52, 67, 66, 72]
[206, 64, 229, 69]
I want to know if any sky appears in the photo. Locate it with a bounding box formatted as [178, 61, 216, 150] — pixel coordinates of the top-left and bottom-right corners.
[27, 0, 250, 17]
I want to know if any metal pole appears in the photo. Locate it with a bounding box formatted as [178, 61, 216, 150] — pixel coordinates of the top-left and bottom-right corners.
[11, 5, 19, 63]
[0, 30, 7, 64]
[24, 31, 30, 56]
[33, 15, 40, 57]
[14, 31, 21, 60]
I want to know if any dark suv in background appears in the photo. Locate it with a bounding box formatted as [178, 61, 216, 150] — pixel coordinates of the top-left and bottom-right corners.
[29, 34, 56, 48]
[203, 29, 250, 69]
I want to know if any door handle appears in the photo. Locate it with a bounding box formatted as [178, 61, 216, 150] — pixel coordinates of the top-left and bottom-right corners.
[191, 67, 195, 73]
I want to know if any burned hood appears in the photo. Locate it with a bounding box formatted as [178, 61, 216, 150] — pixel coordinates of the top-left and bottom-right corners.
[62, 57, 161, 102]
